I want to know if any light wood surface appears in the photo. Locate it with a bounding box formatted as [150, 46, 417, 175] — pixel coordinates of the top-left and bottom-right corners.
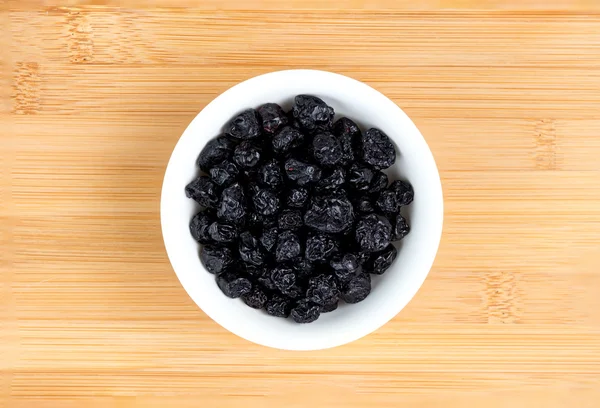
[2, 2, 600, 407]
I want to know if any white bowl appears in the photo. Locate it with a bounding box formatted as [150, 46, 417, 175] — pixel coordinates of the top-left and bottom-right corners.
[161, 69, 443, 350]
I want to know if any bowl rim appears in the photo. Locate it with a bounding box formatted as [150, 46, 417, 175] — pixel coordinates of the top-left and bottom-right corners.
[161, 69, 443, 350]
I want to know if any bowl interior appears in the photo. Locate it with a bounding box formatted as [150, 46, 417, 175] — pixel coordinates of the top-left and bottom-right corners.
[161, 70, 443, 350]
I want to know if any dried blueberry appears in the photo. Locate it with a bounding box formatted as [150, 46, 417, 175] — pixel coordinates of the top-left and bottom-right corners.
[363, 244, 397, 275]
[330, 253, 360, 282]
[352, 196, 375, 214]
[315, 167, 346, 193]
[376, 190, 400, 215]
[389, 180, 414, 206]
[233, 141, 261, 169]
[270, 266, 296, 292]
[312, 132, 342, 167]
[242, 287, 268, 309]
[250, 186, 280, 216]
[259, 227, 279, 253]
[341, 273, 371, 304]
[321, 301, 338, 313]
[333, 117, 361, 167]
[244, 264, 266, 278]
[304, 195, 354, 234]
[284, 158, 322, 186]
[282, 285, 304, 299]
[258, 269, 277, 291]
[275, 230, 302, 263]
[360, 128, 396, 169]
[209, 160, 239, 187]
[200, 245, 234, 275]
[185, 176, 219, 209]
[292, 95, 334, 133]
[305, 233, 338, 263]
[216, 271, 252, 298]
[190, 212, 213, 244]
[257, 159, 284, 188]
[197, 135, 236, 172]
[265, 295, 292, 317]
[348, 163, 374, 192]
[293, 259, 315, 280]
[391, 215, 410, 241]
[290, 299, 321, 323]
[287, 187, 310, 208]
[272, 126, 305, 155]
[217, 183, 246, 224]
[258, 103, 288, 135]
[278, 209, 303, 231]
[307, 274, 339, 306]
[208, 221, 238, 243]
[369, 171, 388, 194]
[355, 214, 392, 253]
[225, 109, 261, 140]
[238, 231, 265, 266]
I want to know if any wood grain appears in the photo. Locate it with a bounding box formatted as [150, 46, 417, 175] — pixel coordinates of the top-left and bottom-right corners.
[2, 3, 600, 407]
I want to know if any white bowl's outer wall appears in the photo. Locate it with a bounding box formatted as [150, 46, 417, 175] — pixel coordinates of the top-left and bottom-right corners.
[161, 70, 443, 351]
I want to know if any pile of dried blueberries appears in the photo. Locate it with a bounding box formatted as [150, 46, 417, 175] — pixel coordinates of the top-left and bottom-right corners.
[186, 95, 413, 323]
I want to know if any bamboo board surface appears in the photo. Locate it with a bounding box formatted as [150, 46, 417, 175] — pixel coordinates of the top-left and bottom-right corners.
[2, 1, 600, 407]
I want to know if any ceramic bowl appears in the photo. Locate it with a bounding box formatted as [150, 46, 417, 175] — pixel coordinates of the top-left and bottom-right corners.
[161, 69, 443, 350]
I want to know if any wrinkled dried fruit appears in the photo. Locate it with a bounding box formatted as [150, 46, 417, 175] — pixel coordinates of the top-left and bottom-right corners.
[355, 214, 392, 253]
[250, 186, 280, 216]
[290, 299, 321, 323]
[363, 244, 397, 275]
[257, 159, 284, 188]
[197, 135, 236, 172]
[217, 183, 246, 224]
[238, 231, 265, 266]
[369, 171, 388, 194]
[360, 128, 396, 169]
[284, 158, 322, 186]
[392, 215, 410, 241]
[316, 167, 346, 193]
[348, 163, 374, 192]
[259, 227, 279, 253]
[341, 273, 371, 304]
[389, 180, 414, 206]
[258, 103, 288, 135]
[305, 233, 338, 263]
[185, 176, 219, 208]
[287, 187, 310, 208]
[233, 141, 262, 168]
[304, 195, 354, 234]
[292, 95, 334, 132]
[307, 274, 339, 306]
[265, 295, 292, 317]
[275, 230, 302, 262]
[278, 209, 303, 231]
[209, 160, 239, 187]
[333, 117, 361, 167]
[242, 286, 268, 309]
[272, 126, 305, 155]
[208, 222, 238, 243]
[200, 245, 234, 275]
[293, 259, 315, 280]
[216, 271, 252, 298]
[312, 132, 342, 166]
[271, 265, 296, 292]
[226, 109, 261, 140]
[330, 253, 360, 282]
[352, 196, 375, 214]
[190, 212, 213, 244]
[376, 190, 400, 215]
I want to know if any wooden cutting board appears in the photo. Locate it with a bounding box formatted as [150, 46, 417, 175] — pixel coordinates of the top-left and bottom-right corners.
[2, 2, 600, 407]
